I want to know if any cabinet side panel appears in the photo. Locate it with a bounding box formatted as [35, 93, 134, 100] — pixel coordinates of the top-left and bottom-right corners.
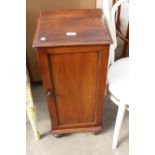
[49, 52, 98, 125]
[37, 49, 59, 129]
[95, 47, 109, 126]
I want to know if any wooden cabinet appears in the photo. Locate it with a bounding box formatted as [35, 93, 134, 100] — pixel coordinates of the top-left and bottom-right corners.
[33, 9, 112, 136]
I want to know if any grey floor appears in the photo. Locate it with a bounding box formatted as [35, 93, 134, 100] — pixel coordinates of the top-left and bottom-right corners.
[26, 84, 129, 155]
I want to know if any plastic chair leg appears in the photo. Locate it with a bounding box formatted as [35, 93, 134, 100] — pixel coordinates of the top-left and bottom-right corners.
[112, 103, 126, 149]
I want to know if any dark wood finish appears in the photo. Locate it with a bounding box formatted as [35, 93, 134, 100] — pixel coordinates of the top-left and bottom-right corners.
[33, 9, 112, 135]
[33, 9, 112, 47]
[112, 0, 129, 58]
[26, 51, 33, 81]
[121, 24, 129, 57]
[112, 0, 115, 6]
[51, 52, 98, 125]
[116, 5, 121, 31]
[40, 9, 103, 18]
[52, 126, 102, 135]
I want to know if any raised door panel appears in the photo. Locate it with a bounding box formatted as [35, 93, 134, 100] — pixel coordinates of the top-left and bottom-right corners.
[49, 52, 98, 126]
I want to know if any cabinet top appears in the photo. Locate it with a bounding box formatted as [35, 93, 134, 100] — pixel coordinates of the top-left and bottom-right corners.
[33, 9, 112, 48]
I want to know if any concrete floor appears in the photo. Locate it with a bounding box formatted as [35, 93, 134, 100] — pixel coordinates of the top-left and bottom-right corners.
[26, 84, 129, 155]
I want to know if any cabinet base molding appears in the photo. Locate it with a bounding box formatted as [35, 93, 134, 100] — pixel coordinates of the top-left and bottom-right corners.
[51, 126, 102, 135]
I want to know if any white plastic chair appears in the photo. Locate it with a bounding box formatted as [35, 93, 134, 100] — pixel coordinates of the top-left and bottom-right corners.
[103, 0, 129, 150]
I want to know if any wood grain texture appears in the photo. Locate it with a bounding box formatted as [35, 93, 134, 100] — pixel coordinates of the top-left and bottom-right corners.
[35, 9, 112, 135]
[37, 48, 59, 129]
[33, 9, 112, 47]
[50, 52, 98, 125]
[40, 9, 102, 18]
[37, 45, 109, 134]
[52, 126, 102, 135]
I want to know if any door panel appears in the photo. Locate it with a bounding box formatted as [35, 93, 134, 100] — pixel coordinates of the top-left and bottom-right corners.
[49, 52, 99, 125]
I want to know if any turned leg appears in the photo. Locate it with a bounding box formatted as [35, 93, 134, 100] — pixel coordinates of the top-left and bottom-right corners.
[112, 103, 126, 149]
[26, 69, 40, 140]
[27, 106, 40, 140]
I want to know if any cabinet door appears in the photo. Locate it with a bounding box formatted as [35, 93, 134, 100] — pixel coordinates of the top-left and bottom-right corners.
[38, 46, 109, 129]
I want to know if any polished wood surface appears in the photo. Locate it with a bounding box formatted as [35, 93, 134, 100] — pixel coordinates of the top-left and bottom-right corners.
[33, 9, 112, 135]
[50, 52, 98, 125]
[33, 9, 112, 47]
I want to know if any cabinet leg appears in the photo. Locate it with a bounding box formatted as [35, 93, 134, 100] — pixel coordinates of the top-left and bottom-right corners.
[52, 133, 63, 138]
[92, 130, 101, 135]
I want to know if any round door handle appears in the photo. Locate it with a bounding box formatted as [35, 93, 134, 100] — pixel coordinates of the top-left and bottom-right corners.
[46, 90, 55, 97]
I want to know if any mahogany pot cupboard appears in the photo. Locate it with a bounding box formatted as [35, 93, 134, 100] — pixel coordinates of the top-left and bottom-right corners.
[33, 9, 112, 136]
